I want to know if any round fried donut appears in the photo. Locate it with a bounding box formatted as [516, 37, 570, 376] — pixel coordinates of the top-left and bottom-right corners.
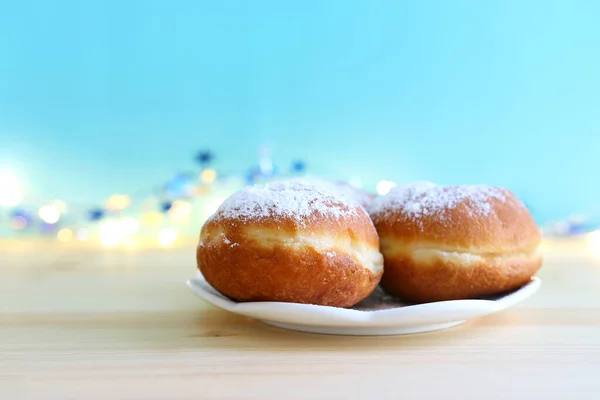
[369, 182, 542, 303]
[197, 180, 384, 308]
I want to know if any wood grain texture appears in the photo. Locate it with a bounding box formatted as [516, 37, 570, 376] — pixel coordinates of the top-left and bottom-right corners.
[1, 239, 600, 399]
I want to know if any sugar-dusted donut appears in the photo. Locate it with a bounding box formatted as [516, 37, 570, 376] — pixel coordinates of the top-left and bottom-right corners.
[197, 180, 383, 308]
[369, 182, 542, 303]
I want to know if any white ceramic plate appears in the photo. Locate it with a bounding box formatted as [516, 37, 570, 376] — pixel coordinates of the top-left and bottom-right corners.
[187, 273, 541, 336]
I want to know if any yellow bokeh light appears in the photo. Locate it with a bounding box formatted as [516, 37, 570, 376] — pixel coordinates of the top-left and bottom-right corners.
[158, 228, 178, 247]
[376, 180, 396, 195]
[98, 220, 126, 247]
[105, 194, 131, 211]
[195, 186, 210, 195]
[169, 200, 192, 223]
[38, 205, 60, 224]
[141, 212, 164, 227]
[122, 236, 138, 248]
[0, 169, 22, 207]
[51, 199, 68, 213]
[201, 168, 217, 184]
[76, 228, 89, 242]
[57, 228, 73, 243]
[586, 230, 600, 257]
[120, 217, 140, 235]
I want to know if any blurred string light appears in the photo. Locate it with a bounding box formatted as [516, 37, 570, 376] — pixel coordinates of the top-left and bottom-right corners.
[200, 168, 217, 184]
[38, 204, 60, 224]
[195, 150, 214, 166]
[168, 200, 192, 223]
[98, 220, 126, 247]
[542, 213, 600, 238]
[57, 228, 73, 243]
[586, 230, 600, 256]
[376, 180, 397, 195]
[195, 185, 210, 196]
[51, 199, 68, 214]
[120, 217, 140, 235]
[0, 148, 346, 246]
[9, 215, 28, 230]
[105, 194, 131, 211]
[141, 211, 164, 227]
[97, 218, 140, 247]
[75, 228, 89, 242]
[291, 160, 306, 173]
[9, 209, 31, 230]
[122, 235, 139, 248]
[160, 201, 173, 213]
[0, 169, 23, 207]
[158, 227, 178, 247]
[165, 173, 195, 198]
[258, 145, 274, 176]
[89, 209, 105, 221]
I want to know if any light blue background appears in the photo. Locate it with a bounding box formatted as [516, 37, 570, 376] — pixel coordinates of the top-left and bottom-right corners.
[1, 0, 599, 223]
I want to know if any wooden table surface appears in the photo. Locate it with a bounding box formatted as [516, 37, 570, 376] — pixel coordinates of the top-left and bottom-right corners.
[1, 239, 599, 399]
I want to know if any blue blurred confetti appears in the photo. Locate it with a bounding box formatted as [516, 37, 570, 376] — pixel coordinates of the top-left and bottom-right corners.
[89, 209, 105, 221]
[195, 151, 214, 165]
[291, 160, 306, 173]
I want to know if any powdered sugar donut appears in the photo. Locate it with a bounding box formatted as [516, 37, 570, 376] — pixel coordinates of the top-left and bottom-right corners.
[369, 182, 542, 303]
[197, 180, 384, 308]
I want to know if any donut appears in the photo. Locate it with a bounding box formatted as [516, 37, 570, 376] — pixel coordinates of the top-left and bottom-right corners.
[368, 182, 542, 303]
[283, 177, 375, 209]
[197, 180, 384, 308]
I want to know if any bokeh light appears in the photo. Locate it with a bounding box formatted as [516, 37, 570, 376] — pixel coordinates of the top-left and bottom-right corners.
[57, 228, 73, 242]
[158, 228, 178, 247]
[0, 169, 22, 207]
[586, 230, 600, 256]
[120, 217, 140, 235]
[98, 220, 126, 247]
[122, 236, 139, 248]
[38, 205, 61, 224]
[168, 200, 192, 223]
[76, 228, 89, 242]
[9, 215, 28, 230]
[105, 194, 132, 211]
[141, 212, 164, 227]
[376, 180, 396, 195]
[201, 168, 217, 184]
[51, 199, 68, 214]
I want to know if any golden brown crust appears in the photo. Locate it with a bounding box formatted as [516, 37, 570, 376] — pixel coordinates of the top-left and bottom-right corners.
[370, 186, 541, 253]
[380, 252, 542, 303]
[206, 205, 380, 250]
[197, 182, 383, 308]
[197, 240, 380, 307]
[370, 184, 543, 303]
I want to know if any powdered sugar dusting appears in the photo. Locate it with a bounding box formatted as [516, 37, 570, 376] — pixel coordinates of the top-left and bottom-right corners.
[217, 234, 239, 248]
[369, 182, 507, 227]
[283, 177, 373, 208]
[209, 180, 360, 226]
